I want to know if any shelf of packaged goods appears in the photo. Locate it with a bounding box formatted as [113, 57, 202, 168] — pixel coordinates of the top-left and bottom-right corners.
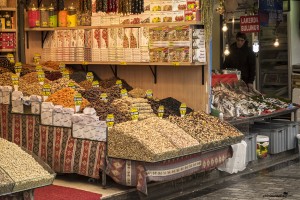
[0, 7, 16, 11]
[0, 29, 16, 32]
[24, 21, 204, 31]
[61, 61, 206, 66]
[0, 49, 15, 52]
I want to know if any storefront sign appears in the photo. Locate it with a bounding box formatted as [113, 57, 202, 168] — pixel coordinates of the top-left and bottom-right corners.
[240, 15, 260, 33]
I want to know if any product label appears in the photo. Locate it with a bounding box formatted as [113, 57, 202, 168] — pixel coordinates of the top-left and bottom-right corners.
[62, 70, 70, 80]
[42, 84, 51, 96]
[37, 71, 45, 83]
[120, 61, 127, 65]
[35, 65, 43, 72]
[82, 61, 88, 65]
[7, 53, 14, 63]
[130, 107, 139, 121]
[86, 72, 94, 82]
[33, 53, 41, 64]
[116, 80, 122, 88]
[74, 93, 83, 106]
[68, 82, 75, 89]
[92, 80, 99, 87]
[100, 93, 108, 103]
[59, 63, 66, 72]
[158, 105, 164, 118]
[106, 114, 115, 128]
[11, 74, 19, 86]
[146, 89, 153, 99]
[180, 103, 187, 117]
[14, 62, 22, 75]
[121, 89, 128, 97]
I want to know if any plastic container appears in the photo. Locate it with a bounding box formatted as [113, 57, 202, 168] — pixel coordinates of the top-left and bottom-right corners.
[256, 135, 269, 158]
[58, 9, 67, 27]
[28, 4, 40, 28]
[67, 3, 77, 27]
[40, 4, 49, 28]
[245, 133, 258, 163]
[48, 3, 57, 28]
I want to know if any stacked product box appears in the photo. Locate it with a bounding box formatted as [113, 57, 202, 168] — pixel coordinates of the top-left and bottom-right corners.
[191, 27, 206, 63]
[0, 33, 16, 49]
[76, 29, 85, 61]
[53, 105, 74, 127]
[92, 29, 101, 61]
[11, 91, 23, 113]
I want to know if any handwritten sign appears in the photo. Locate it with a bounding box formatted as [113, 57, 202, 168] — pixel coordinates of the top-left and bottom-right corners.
[240, 15, 260, 33]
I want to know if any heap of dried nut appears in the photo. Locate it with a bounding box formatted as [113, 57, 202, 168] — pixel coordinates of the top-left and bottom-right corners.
[20, 72, 51, 84]
[19, 80, 43, 96]
[168, 111, 244, 150]
[46, 88, 90, 111]
[108, 117, 201, 162]
[0, 138, 54, 193]
[99, 77, 133, 91]
[128, 88, 146, 98]
[50, 78, 83, 93]
[0, 72, 14, 86]
[79, 80, 93, 90]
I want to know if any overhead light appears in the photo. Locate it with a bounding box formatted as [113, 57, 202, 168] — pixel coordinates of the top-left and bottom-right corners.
[222, 22, 228, 32]
[274, 38, 279, 47]
[224, 44, 230, 56]
[252, 36, 259, 53]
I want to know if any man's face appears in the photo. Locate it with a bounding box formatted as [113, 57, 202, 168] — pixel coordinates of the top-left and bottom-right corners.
[236, 37, 245, 48]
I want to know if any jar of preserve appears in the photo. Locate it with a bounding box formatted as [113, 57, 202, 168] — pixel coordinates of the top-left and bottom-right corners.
[67, 3, 77, 27]
[48, 3, 57, 27]
[28, 4, 40, 28]
[40, 4, 49, 28]
[4, 12, 11, 29]
[58, 8, 67, 27]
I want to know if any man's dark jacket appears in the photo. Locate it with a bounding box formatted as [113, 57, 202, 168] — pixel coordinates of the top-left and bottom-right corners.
[222, 41, 256, 84]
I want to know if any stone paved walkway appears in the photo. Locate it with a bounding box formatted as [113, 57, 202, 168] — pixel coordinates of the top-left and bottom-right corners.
[188, 159, 300, 200]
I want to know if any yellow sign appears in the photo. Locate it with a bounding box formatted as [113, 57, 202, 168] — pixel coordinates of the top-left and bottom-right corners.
[130, 107, 139, 121]
[146, 89, 153, 99]
[158, 105, 164, 118]
[37, 71, 45, 83]
[59, 63, 66, 72]
[92, 80, 99, 87]
[35, 65, 43, 72]
[172, 62, 180, 66]
[100, 93, 108, 103]
[74, 93, 83, 106]
[11, 74, 19, 86]
[120, 61, 127, 65]
[63, 70, 70, 80]
[106, 114, 115, 128]
[42, 84, 51, 96]
[86, 72, 94, 82]
[121, 89, 128, 97]
[7, 53, 14, 63]
[14, 62, 22, 74]
[82, 61, 88, 65]
[33, 53, 41, 64]
[116, 80, 122, 88]
[180, 103, 187, 117]
[68, 82, 75, 89]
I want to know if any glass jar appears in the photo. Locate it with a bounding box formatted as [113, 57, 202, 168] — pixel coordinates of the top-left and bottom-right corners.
[4, 12, 11, 29]
[48, 3, 57, 27]
[0, 14, 4, 29]
[67, 3, 77, 27]
[40, 4, 49, 28]
[58, 8, 67, 27]
[28, 3, 40, 28]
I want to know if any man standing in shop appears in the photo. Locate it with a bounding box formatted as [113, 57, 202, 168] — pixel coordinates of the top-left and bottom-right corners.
[222, 32, 256, 91]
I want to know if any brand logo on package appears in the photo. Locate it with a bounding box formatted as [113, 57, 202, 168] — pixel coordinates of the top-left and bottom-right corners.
[240, 15, 260, 33]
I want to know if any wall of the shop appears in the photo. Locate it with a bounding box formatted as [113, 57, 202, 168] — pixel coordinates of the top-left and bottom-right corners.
[290, 1, 300, 65]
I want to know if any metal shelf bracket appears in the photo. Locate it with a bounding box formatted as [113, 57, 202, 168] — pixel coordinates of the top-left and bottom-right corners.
[110, 65, 118, 77]
[149, 65, 157, 84]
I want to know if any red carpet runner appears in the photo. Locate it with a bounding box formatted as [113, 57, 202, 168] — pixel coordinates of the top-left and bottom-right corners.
[35, 185, 102, 200]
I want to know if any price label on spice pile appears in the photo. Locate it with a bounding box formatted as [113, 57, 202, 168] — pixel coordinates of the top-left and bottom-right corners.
[106, 114, 115, 128]
[158, 105, 164, 118]
[131, 107, 139, 121]
[42, 84, 51, 96]
[37, 71, 45, 83]
[86, 72, 94, 82]
[92, 80, 99, 88]
[14, 62, 22, 75]
[180, 103, 187, 117]
[74, 93, 83, 106]
[11, 74, 19, 86]
[146, 89, 153, 99]
[59, 63, 66, 72]
[68, 82, 75, 89]
[121, 88, 128, 98]
[7, 53, 14, 63]
[100, 93, 108, 103]
[63, 70, 70, 80]
[33, 53, 41, 64]
[116, 80, 122, 89]
[35, 65, 43, 72]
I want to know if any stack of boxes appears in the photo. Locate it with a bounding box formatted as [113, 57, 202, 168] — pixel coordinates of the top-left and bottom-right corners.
[0, 33, 16, 50]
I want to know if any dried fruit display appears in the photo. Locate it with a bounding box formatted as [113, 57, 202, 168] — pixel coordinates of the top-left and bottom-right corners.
[128, 88, 146, 98]
[168, 111, 244, 150]
[0, 72, 14, 86]
[20, 72, 51, 84]
[99, 77, 133, 91]
[19, 80, 43, 96]
[0, 138, 54, 193]
[45, 71, 62, 81]
[46, 88, 90, 111]
[79, 80, 93, 90]
[108, 117, 201, 162]
[50, 78, 83, 93]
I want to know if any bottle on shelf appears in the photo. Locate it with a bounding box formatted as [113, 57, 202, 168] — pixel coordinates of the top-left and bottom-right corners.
[28, 3, 40, 28]
[67, 3, 77, 27]
[4, 12, 11, 29]
[48, 3, 57, 28]
[40, 4, 49, 28]
[58, 8, 67, 27]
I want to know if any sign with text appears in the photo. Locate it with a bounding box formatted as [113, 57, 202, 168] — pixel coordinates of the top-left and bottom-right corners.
[240, 15, 260, 33]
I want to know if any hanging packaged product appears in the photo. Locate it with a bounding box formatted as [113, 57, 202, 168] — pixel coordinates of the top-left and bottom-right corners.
[14, 62, 22, 76]
[28, 4, 40, 28]
[48, 3, 57, 27]
[7, 53, 14, 63]
[67, 3, 77, 27]
[4, 12, 11, 29]
[58, 8, 67, 27]
[40, 4, 49, 28]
